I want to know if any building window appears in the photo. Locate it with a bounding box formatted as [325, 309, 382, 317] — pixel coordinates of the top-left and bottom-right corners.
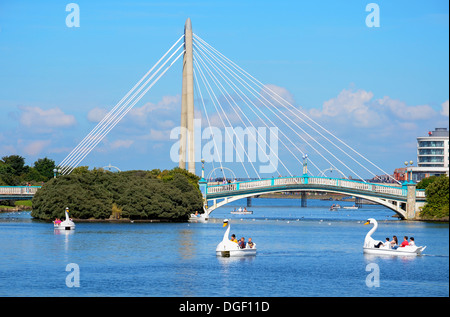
[418, 141, 444, 148]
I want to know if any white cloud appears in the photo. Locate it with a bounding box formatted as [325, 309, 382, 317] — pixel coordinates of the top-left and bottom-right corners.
[377, 96, 436, 121]
[309, 88, 441, 130]
[22, 140, 51, 156]
[261, 84, 296, 106]
[310, 88, 381, 128]
[19, 106, 76, 130]
[110, 139, 134, 150]
[128, 94, 181, 125]
[87, 107, 108, 123]
[146, 129, 171, 141]
[441, 100, 449, 117]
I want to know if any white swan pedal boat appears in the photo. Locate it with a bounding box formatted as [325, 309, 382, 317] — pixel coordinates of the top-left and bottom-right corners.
[188, 212, 208, 223]
[53, 207, 76, 231]
[363, 218, 426, 256]
[216, 219, 256, 257]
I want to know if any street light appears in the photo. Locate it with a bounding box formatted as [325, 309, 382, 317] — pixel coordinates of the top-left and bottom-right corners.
[53, 168, 62, 178]
[302, 154, 308, 175]
[404, 160, 413, 182]
[201, 159, 205, 179]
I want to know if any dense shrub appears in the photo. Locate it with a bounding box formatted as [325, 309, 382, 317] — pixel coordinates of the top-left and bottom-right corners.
[419, 175, 449, 220]
[31, 168, 202, 221]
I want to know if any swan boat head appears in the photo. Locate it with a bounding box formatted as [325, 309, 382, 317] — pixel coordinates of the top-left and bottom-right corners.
[364, 218, 382, 248]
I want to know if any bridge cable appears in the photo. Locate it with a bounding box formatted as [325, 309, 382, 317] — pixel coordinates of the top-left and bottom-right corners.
[193, 39, 315, 176]
[193, 52, 253, 179]
[195, 51, 263, 180]
[194, 34, 400, 184]
[194, 34, 373, 182]
[194, 47, 283, 178]
[59, 35, 184, 173]
[193, 40, 292, 177]
[193, 67, 226, 181]
[194, 35, 335, 176]
[64, 48, 185, 175]
[60, 39, 185, 174]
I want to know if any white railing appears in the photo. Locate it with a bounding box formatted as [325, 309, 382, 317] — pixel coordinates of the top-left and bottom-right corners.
[239, 179, 271, 190]
[206, 176, 423, 199]
[416, 190, 426, 198]
[207, 183, 238, 194]
[0, 186, 41, 195]
[273, 177, 304, 186]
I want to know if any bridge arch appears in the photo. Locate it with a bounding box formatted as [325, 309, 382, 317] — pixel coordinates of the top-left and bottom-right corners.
[202, 175, 424, 219]
[205, 187, 407, 219]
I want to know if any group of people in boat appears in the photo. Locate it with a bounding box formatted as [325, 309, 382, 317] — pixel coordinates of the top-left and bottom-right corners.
[230, 234, 255, 249]
[374, 235, 416, 249]
[53, 218, 62, 225]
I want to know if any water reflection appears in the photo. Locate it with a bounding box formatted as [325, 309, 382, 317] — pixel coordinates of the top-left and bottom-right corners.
[177, 228, 195, 260]
[364, 253, 419, 262]
[217, 256, 255, 267]
[174, 227, 197, 296]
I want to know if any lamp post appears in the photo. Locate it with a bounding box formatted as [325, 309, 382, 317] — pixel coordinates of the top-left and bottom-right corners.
[201, 159, 205, 179]
[404, 160, 413, 183]
[302, 154, 308, 176]
[53, 168, 62, 179]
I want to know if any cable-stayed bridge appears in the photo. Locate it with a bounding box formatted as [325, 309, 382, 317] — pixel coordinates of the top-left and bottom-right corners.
[2, 19, 425, 219]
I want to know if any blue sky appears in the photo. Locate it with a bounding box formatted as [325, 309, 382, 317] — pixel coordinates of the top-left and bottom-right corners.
[0, 1, 448, 179]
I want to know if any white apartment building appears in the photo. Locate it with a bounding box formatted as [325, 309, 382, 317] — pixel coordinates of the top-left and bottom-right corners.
[411, 128, 449, 182]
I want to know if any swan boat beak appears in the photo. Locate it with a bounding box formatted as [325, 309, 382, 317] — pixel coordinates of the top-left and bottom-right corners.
[364, 221, 370, 225]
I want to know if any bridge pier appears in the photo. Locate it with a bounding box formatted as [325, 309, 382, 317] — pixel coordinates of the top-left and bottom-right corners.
[247, 197, 252, 208]
[301, 192, 307, 207]
[405, 182, 417, 219]
[355, 197, 362, 208]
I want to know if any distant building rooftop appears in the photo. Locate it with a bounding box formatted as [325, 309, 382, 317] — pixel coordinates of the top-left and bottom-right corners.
[422, 128, 449, 138]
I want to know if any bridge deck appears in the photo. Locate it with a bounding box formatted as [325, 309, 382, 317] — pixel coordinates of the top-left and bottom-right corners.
[0, 186, 41, 200]
[205, 176, 425, 201]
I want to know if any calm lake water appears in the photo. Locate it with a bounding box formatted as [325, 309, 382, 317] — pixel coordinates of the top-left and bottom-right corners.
[0, 198, 448, 297]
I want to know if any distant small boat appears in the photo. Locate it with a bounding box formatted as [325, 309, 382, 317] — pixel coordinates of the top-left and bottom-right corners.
[329, 204, 341, 211]
[189, 212, 208, 223]
[343, 206, 359, 210]
[231, 208, 253, 215]
[230, 210, 253, 215]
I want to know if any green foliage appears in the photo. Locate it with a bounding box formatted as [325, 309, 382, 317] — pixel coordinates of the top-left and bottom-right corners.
[1, 155, 28, 176]
[31, 168, 203, 221]
[33, 157, 56, 180]
[419, 175, 449, 220]
[0, 155, 55, 185]
[416, 175, 440, 190]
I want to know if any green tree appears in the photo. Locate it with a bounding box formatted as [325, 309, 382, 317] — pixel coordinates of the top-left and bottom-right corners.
[31, 168, 202, 221]
[419, 175, 449, 220]
[1, 155, 28, 176]
[0, 163, 20, 185]
[416, 175, 440, 190]
[33, 157, 56, 180]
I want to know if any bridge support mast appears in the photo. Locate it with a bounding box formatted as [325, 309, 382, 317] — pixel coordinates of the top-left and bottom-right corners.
[179, 18, 195, 174]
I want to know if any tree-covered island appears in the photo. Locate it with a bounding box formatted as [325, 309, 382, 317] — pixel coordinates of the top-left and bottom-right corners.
[31, 167, 203, 222]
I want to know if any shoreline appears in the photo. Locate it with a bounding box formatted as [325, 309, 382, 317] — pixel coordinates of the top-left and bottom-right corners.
[3, 197, 447, 223]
